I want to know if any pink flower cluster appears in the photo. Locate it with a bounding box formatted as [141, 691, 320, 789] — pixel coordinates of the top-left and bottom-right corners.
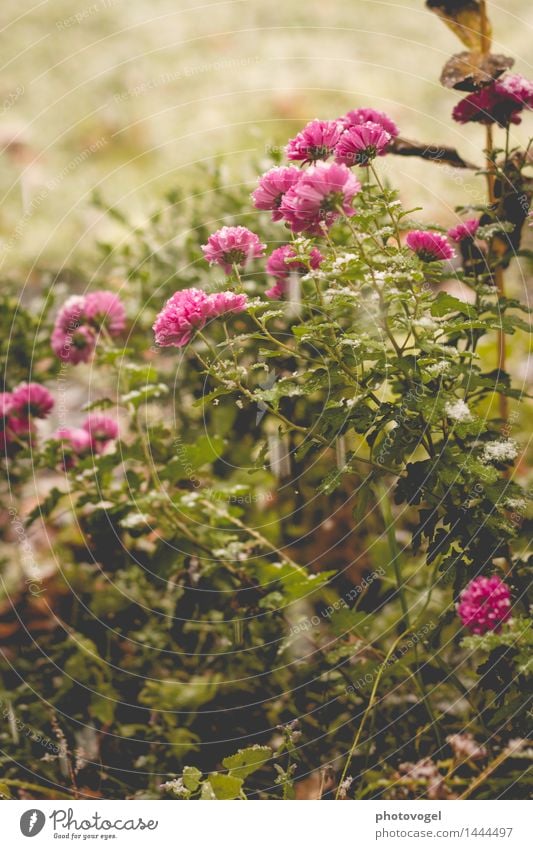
[457, 575, 512, 635]
[52, 291, 126, 364]
[448, 218, 480, 243]
[453, 74, 533, 127]
[265, 246, 324, 299]
[153, 288, 247, 347]
[52, 414, 119, 468]
[1, 383, 54, 452]
[252, 107, 398, 236]
[406, 230, 455, 262]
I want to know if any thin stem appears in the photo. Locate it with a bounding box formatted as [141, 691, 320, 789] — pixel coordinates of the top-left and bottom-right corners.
[370, 162, 402, 248]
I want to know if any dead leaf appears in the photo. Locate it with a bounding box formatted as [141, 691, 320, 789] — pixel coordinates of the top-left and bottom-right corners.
[440, 51, 514, 91]
[426, 1, 491, 51]
[390, 137, 478, 170]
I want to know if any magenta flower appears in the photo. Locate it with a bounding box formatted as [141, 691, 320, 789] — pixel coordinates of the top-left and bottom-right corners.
[83, 414, 119, 452]
[202, 226, 266, 275]
[453, 74, 533, 127]
[448, 219, 480, 243]
[341, 107, 399, 138]
[153, 288, 248, 348]
[265, 281, 286, 300]
[406, 230, 455, 262]
[265, 245, 323, 299]
[11, 383, 54, 419]
[204, 290, 248, 317]
[285, 119, 344, 164]
[267, 245, 324, 280]
[279, 162, 361, 235]
[335, 121, 392, 166]
[51, 296, 97, 364]
[53, 427, 93, 468]
[0, 393, 13, 422]
[251, 167, 301, 221]
[457, 575, 512, 635]
[84, 291, 126, 337]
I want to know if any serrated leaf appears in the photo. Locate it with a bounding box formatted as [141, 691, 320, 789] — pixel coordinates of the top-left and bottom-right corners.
[222, 745, 272, 779]
[204, 772, 243, 799]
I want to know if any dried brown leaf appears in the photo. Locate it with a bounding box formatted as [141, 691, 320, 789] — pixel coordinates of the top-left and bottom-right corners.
[426, 1, 491, 51]
[440, 51, 514, 91]
[390, 136, 478, 170]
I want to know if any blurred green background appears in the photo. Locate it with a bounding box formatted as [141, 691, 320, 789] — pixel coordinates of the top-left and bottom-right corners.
[0, 0, 532, 269]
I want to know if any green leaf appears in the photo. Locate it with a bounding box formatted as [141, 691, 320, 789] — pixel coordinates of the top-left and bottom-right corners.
[204, 773, 243, 799]
[431, 292, 476, 318]
[222, 745, 272, 779]
[182, 766, 202, 792]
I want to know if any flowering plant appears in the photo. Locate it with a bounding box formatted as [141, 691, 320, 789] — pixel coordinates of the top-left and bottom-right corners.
[0, 0, 531, 801]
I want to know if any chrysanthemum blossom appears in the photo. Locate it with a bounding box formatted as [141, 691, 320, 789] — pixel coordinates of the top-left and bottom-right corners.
[279, 162, 361, 235]
[84, 291, 126, 337]
[266, 245, 324, 280]
[285, 119, 344, 163]
[0, 393, 13, 422]
[53, 427, 92, 468]
[448, 219, 480, 243]
[251, 167, 301, 221]
[83, 414, 119, 451]
[11, 383, 54, 419]
[204, 291, 248, 317]
[453, 74, 533, 127]
[265, 281, 286, 300]
[153, 288, 248, 348]
[406, 230, 455, 262]
[202, 226, 266, 275]
[457, 575, 512, 635]
[51, 296, 97, 364]
[335, 121, 392, 166]
[265, 246, 324, 299]
[340, 107, 399, 138]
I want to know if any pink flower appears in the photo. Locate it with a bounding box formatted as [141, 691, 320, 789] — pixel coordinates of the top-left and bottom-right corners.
[406, 230, 455, 262]
[11, 383, 54, 419]
[265, 246, 324, 298]
[453, 74, 533, 127]
[251, 167, 301, 221]
[265, 281, 286, 300]
[204, 291, 248, 316]
[448, 219, 480, 243]
[457, 575, 512, 635]
[279, 162, 361, 235]
[84, 291, 126, 337]
[52, 427, 92, 468]
[335, 121, 392, 166]
[153, 288, 248, 348]
[267, 245, 324, 280]
[4, 415, 35, 447]
[202, 226, 266, 275]
[83, 413, 119, 451]
[340, 107, 399, 138]
[51, 296, 97, 364]
[285, 119, 344, 163]
[0, 393, 13, 422]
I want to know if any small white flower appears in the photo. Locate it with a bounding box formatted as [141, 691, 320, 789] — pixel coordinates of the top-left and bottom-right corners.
[414, 316, 437, 331]
[445, 399, 473, 423]
[481, 440, 519, 464]
[427, 361, 450, 377]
